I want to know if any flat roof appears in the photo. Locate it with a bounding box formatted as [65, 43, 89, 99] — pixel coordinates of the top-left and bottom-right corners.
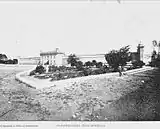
[40, 50, 64, 56]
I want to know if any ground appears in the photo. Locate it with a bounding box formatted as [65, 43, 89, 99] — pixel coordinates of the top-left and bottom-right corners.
[0, 65, 160, 121]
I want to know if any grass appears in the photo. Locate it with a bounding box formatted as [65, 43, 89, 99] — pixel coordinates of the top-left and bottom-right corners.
[35, 71, 148, 121]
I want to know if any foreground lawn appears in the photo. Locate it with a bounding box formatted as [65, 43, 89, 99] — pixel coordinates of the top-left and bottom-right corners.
[33, 69, 158, 121]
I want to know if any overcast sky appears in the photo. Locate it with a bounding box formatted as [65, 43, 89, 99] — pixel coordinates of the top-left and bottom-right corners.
[0, 1, 160, 58]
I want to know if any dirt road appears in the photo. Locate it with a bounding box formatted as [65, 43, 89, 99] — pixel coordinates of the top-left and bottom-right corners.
[0, 65, 50, 120]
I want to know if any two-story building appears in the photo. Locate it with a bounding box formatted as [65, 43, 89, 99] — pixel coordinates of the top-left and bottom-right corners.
[40, 48, 65, 66]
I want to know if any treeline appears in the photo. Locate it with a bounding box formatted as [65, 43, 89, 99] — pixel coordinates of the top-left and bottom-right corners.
[0, 54, 18, 64]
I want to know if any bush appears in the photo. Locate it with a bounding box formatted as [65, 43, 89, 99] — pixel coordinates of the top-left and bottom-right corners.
[93, 69, 104, 74]
[132, 61, 145, 68]
[92, 60, 97, 67]
[93, 66, 109, 74]
[81, 68, 92, 76]
[13, 59, 18, 64]
[35, 65, 46, 74]
[149, 59, 160, 67]
[29, 70, 36, 76]
[48, 65, 58, 72]
[0, 60, 5, 64]
[75, 61, 84, 71]
[84, 61, 92, 67]
[5, 59, 14, 64]
[80, 66, 109, 76]
[48, 65, 76, 72]
[96, 62, 103, 68]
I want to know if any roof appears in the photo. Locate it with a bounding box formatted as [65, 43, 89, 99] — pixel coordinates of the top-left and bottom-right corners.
[77, 54, 105, 57]
[19, 57, 40, 60]
[62, 54, 105, 59]
[40, 48, 65, 56]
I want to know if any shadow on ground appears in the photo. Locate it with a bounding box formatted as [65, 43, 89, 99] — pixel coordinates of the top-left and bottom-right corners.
[99, 68, 160, 121]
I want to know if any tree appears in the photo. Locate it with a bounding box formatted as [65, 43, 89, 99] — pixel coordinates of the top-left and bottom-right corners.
[0, 54, 7, 60]
[151, 50, 157, 62]
[5, 59, 14, 64]
[13, 59, 18, 64]
[92, 60, 97, 67]
[84, 61, 92, 67]
[35, 65, 46, 74]
[150, 50, 160, 67]
[132, 60, 145, 68]
[105, 45, 131, 71]
[96, 62, 103, 68]
[67, 54, 79, 67]
[75, 61, 83, 71]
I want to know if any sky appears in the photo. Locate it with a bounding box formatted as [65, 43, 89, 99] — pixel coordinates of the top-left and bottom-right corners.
[0, 1, 160, 58]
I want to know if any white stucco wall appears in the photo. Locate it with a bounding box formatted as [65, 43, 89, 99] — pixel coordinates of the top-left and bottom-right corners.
[19, 57, 40, 65]
[55, 54, 63, 66]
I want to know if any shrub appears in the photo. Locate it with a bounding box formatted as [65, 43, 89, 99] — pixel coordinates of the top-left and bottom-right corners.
[132, 61, 145, 68]
[5, 59, 14, 64]
[101, 65, 109, 73]
[93, 66, 109, 74]
[93, 69, 104, 74]
[149, 59, 160, 67]
[35, 65, 46, 74]
[13, 59, 18, 64]
[149, 61, 155, 67]
[48, 65, 58, 72]
[0, 60, 5, 64]
[91, 60, 97, 67]
[81, 68, 92, 76]
[84, 61, 92, 68]
[48, 65, 76, 72]
[96, 62, 103, 68]
[29, 70, 36, 76]
[75, 61, 84, 71]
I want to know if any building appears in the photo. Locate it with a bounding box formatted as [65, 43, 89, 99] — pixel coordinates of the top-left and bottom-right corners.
[19, 57, 40, 65]
[40, 48, 65, 66]
[40, 48, 106, 66]
[40, 44, 144, 67]
[130, 44, 144, 62]
[77, 54, 106, 63]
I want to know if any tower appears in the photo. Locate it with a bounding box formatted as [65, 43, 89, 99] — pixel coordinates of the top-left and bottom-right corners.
[137, 43, 144, 61]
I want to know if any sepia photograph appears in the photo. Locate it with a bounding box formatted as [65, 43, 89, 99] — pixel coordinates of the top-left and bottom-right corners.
[0, 0, 160, 128]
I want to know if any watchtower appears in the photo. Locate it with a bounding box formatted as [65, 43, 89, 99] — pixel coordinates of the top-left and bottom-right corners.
[137, 43, 144, 61]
